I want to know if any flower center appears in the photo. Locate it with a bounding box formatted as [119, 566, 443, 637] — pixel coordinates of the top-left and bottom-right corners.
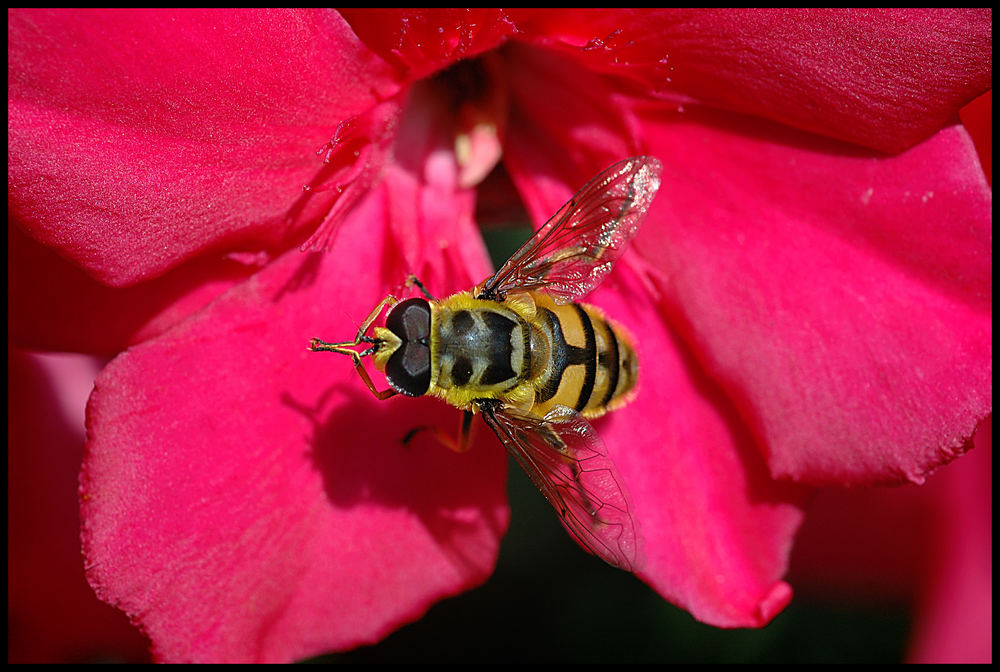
[429, 56, 508, 188]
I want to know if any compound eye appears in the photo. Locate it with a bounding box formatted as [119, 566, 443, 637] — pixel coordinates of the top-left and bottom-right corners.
[386, 342, 431, 396]
[386, 298, 431, 342]
[384, 298, 432, 397]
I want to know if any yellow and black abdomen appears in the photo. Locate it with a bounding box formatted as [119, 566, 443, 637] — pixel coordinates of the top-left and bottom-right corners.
[528, 294, 638, 419]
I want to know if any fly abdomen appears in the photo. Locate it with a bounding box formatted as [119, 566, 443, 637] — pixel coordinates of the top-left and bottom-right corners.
[530, 295, 638, 419]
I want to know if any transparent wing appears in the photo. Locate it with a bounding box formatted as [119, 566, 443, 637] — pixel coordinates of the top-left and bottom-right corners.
[476, 156, 662, 304]
[480, 403, 644, 572]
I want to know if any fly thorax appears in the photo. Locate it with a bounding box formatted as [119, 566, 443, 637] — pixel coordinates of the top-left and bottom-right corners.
[436, 306, 528, 392]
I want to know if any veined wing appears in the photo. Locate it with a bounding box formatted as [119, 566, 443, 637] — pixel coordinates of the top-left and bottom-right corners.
[480, 403, 644, 572]
[476, 156, 662, 304]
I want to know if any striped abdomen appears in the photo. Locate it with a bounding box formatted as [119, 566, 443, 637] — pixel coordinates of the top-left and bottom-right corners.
[528, 294, 638, 419]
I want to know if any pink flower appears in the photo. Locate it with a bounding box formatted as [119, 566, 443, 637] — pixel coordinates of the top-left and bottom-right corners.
[8, 9, 991, 662]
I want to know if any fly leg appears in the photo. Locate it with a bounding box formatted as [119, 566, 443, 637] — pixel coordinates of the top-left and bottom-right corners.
[402, 410, 476, 453]
[310, 294, 400, 401]
[405, 274, 437, 301]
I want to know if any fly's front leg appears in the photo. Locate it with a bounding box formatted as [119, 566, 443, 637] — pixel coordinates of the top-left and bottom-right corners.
[310, 294, 400, 401]
[310, 294, 398, 350]
[339, 353, 397, 401]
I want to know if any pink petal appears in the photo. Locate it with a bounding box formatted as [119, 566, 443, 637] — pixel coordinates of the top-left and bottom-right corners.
[8, 9, 398, 286]
[8, 350, 150, 662]
[9, 223, 255, 354]
[634, 107, 991, 485]
[590, 272, 807, 627]
[513, 9, 992, 153]
[82, 171, 504, 662]
[340, 8, 518, 84]
[499, 42, 641, 211]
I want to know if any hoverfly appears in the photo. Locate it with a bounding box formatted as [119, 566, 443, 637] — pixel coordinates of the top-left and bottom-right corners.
[310, 156, 662, 571]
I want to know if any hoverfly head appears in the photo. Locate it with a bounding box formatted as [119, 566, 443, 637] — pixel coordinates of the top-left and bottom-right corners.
[372, 297, 432, 397]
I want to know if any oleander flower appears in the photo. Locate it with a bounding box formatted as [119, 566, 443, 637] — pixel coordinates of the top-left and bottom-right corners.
[8, 8, 991, 662]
